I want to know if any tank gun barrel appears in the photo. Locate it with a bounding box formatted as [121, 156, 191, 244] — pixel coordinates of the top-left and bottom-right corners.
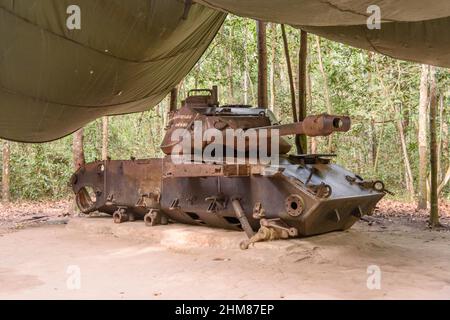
[254, 114, 351, 137]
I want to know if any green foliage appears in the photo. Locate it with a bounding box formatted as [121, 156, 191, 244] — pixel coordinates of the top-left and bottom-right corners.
[8, 138, 73, 200]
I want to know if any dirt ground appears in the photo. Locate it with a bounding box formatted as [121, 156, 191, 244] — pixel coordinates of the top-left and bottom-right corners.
[0, 199, 449, 300]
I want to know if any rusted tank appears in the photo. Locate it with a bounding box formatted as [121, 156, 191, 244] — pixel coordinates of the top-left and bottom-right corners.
[71, 86, 387, 248]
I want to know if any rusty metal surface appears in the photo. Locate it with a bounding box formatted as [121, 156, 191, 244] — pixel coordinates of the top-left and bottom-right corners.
[161, 90, 349, 156]
[72, 155, 385, 237]
[258, 114, 351, 137]
[163, 159, 254, 178]
[161, 108, 349, 156]
[72, 159, 162, 216]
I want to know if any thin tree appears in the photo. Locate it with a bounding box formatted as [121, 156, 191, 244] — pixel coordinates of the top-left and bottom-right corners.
[316, 36, 333, 152]
[73, 128, 85, 171]
[170, 87, 178, 112]
[429, 66, 440, 227]
[396, 63, 415, 200]
[373, 119, 385, 173]
[418, 64, 429, 210]
[441, 95, 449, 174]
[243, 23, 249, 105]
[269, 23, 276, 111]
[281, 24, 301, 153]
[370, 119, 378, 167]
[395, 106, 415, 200]
[437, 94, 446, 179]
[306, 55, 315, 153]
[438, 94, 449, 194]
[439, 166, 450, 195]
[248, 67, 257, 104]
[298, 30, 308, 153]
[227, 29, 234, 104]
[257, 20, 268, 108]
[102, 117, 109, 161]
[194, 63, 200, 88]
[366, 52, 377, 167]
[2, 141, 10, 203]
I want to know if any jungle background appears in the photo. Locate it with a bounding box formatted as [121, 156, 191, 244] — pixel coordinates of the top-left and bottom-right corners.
[0, 16, 449, 211]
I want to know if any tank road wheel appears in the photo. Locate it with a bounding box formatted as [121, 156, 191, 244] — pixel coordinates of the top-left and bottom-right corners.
[144, 209, 167, 227]
[373, 180, 385, 192]
[144, 212, 155, 226]
[113, 208, 129, 224]
[288, 228, 299, 237]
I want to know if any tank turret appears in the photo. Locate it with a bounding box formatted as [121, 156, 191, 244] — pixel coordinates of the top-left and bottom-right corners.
[161, 87, 351, 156]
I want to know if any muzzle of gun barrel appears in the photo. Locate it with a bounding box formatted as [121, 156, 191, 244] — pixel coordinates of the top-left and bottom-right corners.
[301, 114, 351, 136]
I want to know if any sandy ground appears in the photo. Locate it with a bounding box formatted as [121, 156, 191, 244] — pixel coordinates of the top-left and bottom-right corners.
[0, 200, 449, 300]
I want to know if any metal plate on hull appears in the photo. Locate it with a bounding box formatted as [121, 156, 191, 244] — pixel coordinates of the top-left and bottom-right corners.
[72, 156, 385, 238]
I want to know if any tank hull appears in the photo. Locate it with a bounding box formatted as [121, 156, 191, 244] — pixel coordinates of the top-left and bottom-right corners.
[71, 155, 384, 237]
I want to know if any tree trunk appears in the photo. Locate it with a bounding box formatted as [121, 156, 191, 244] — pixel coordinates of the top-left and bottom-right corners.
[370, 119, 378, 167]
[429, 66, 440, 227]
[418, 64, 429, 210]
[437, 94, 446, 180]
[243, 24, 249, 105]
[439, 166, 450, 195]
[73, 128, 85, 171]
[225, 28, 234, 104]
[396, 110, 415, 200]
[280, 25, 296, 114]
[281, 24, 301, 154]
[306, 60, 313, 113]
[248, 70, 257, 104]
[298, 30, 308, 153]
[155, 104, 163, 156]
[310, 137, 317, 154]
[2, 141, 10, 203]
[170, 87, 178, 112]
[101, 117, 109, 161]
[257, 20, 268, 108]
[366, 53, 376, 167]
[373, 118, 386, 174]
[269, 23, 276, 111]
[194, 63, 200, 89]
[243, 73, 248, 105]
[316, 36, 333, 152]
[439, 95, 449, 194]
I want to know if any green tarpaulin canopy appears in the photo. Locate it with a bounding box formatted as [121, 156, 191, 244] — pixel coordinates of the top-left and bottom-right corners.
[1, 0, 449, 142]
[197, 0, 450, 70]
